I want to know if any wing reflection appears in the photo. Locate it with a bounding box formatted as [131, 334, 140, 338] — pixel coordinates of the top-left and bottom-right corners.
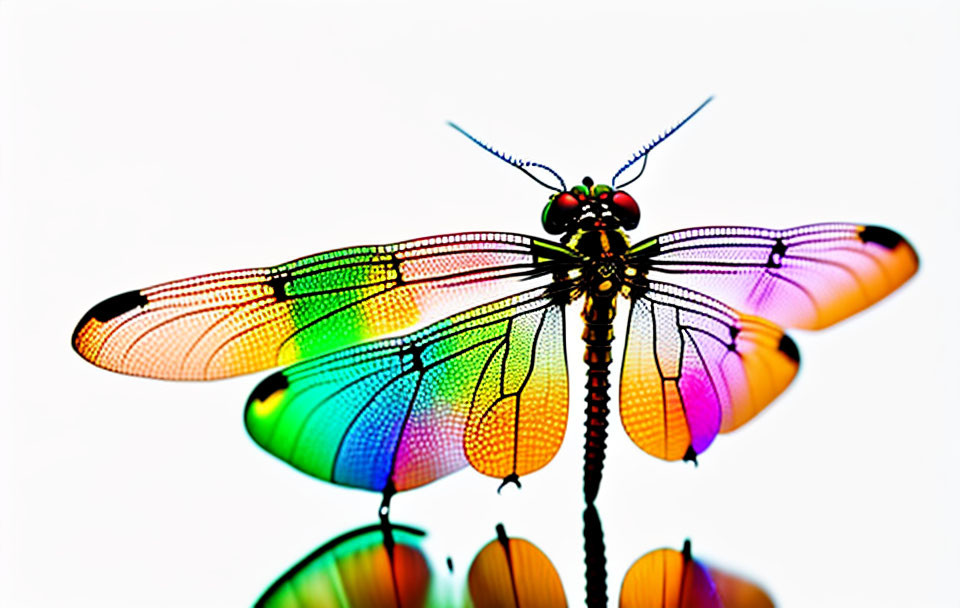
[255, 522, 435, 608]
[467, 523, 567, 607]
[256, 510, 773, 608]
[620, 540, 774, 608]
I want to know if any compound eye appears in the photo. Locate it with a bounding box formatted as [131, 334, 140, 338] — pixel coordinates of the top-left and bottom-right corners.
[611, 191, 640, 230]
[542, 192, 581, 234]
[555, 192, 579, 211]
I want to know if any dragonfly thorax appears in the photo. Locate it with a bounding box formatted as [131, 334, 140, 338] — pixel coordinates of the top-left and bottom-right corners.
[567, 228, 631, 298]
[541, 177, 640, 236]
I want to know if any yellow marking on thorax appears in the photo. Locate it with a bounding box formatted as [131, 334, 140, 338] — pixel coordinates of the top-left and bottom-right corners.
[599, 231, 612, 253]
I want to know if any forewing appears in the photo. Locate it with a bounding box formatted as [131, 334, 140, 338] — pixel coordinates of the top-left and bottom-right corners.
[629, 223, 918, 329]
[620, 281, 799, 462]
[244, 287, 569, 493]
[73, 233, 577, 379]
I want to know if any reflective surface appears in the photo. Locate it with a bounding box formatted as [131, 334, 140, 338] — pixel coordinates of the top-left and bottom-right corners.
[255, 506, 774, 607]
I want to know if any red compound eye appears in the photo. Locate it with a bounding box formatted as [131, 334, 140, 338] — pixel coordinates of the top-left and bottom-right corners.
[542, 192, 582, 234]
[611, 191, 640, 230]
[555, 192, 579, 210]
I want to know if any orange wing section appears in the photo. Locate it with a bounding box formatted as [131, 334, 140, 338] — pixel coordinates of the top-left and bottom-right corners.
[620, 283, 799, 462]
[708, 566, 775, 608]
[465, 305, 569, 482]
[468, 526, 566, 607]
[620, 542, 774, 608]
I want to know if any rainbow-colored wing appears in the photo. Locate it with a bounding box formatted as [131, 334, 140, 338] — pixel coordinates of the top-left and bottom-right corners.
[245, 287, 569, 493]
[620, 541, 773, 608]
[628, 223, 918, 329]
[467, 525, 566, 607]
[254, 523, 433, 608]
[73, 233, 578, 380]
[620, 281, 799, 462]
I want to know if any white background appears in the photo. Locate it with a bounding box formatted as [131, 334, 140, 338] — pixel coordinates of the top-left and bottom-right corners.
[2, 1, 957, 606]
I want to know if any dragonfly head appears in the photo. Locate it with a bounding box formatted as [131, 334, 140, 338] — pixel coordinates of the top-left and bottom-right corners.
[541, 176, 640, 235]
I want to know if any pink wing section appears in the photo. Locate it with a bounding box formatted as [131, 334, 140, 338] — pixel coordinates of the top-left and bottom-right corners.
[620, 281, 799, 462]
[630, 223, 918, 330]
[73, 233, 577, 380]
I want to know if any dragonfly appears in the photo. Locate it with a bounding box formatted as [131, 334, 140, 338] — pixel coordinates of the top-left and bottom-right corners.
[72, 98, 918, 509]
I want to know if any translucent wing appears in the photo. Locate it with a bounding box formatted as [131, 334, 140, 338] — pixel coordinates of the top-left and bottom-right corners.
[628, 223, 918, 329]
[620, 281, 799, 462]
[620, 544, 720, 608]
[255, 523, 432, 608]
[620, 541, 773, 608]
[245, 287, 569, 493]
[73, 232, 577, 379]
[467, 526, 566, 607]
[706, 566, 775, 608]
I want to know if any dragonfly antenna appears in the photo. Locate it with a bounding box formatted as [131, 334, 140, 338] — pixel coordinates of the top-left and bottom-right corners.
[611, 96, 714, 189]
[448, 121, 566, 192]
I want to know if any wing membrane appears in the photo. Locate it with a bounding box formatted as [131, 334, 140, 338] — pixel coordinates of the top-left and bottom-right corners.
[255, 523, 430, 608]
[73, 233, 577, 379]
[620, 281, 799, 462]
[468, 533, 566, 607]
[244, 287, 569, 493]
[628, 223, 918, 329]
[620, 546, 720, 608]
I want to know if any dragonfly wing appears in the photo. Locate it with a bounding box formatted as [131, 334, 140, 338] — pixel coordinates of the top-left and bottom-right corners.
[620, 546, 721, 608]
[620, 281, 799, 462]
[468, 532, 566, 607]
[244, 287, 570, 493]
[628, 223, 918, 329]
[255, 523, 430, 608]
[73, 233, 577, 379]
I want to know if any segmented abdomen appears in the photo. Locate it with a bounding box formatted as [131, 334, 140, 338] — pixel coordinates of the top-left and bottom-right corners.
[581, 294, 616, 504]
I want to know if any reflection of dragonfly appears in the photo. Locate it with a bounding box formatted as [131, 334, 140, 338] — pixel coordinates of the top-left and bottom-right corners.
[254, 511, 772, 607]
[254, 519, 566, 607]
[620, 539, 774, 608]
[73, 98, 918, 507]
[254, 521, 442, 607]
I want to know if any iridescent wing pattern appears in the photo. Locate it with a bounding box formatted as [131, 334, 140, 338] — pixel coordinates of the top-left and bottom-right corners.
[73, 233, 578, 380]
[629, 223, 919, 330]
[621, 223, 917, 462]
[619, 281, 799, 462]
[255, 523, 433, 608]
[72, 100, 921, 504]
[245, 287, 570, 493]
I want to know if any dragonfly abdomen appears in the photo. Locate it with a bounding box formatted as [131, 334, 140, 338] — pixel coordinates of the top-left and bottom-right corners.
[581, 293, 617, 504]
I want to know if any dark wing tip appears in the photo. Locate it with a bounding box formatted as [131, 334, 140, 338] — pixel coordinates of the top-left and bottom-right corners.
[245, 372, 290, 444]
[246, 372, 290, 409]
[777, 334, 801, 364]
[858, 225, 904, 250]
[683, 445, 699, 465]
[72, 290, 148, 350]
